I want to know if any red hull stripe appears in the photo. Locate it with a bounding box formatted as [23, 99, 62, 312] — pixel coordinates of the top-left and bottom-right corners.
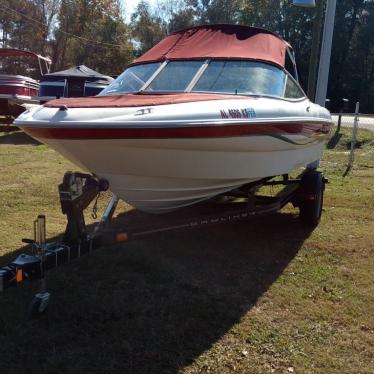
[22, 122, 332, 140]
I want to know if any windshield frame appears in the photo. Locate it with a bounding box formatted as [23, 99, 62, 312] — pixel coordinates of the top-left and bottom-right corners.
[138, 60, 169, 92]
[282, 71, 307, 101]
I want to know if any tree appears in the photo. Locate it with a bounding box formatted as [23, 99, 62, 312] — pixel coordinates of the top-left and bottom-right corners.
[328, 0, 373, 112]
[202, 0, 244, 24]
[130, 1, 167, 55]
[0, 0, 59, 54]
[52, 0, 133, 75]
[156, 0, 197, 33]
[0, 1, 59, 77]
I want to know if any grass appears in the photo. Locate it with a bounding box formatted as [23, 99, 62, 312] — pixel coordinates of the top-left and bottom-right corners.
[0, 127, 373, 374]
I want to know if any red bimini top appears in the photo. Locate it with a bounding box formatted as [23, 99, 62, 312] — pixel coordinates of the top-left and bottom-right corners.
[131, 24, 290, 69]
[45, 25, 290, 109]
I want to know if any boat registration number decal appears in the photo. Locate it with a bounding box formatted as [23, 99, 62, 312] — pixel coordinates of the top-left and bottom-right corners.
[220, 108, 256, 119]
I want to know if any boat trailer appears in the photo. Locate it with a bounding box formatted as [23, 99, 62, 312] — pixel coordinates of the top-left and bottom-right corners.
[0, 169, 327, 316]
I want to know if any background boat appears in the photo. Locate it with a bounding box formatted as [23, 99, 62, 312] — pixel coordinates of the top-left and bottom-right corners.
[37, 65, 113, 102]
[0, 48, 51, 119]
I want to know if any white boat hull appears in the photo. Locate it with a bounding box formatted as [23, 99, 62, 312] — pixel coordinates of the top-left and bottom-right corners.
[16, 97, 332, 212]
[32, 134, 325, 212]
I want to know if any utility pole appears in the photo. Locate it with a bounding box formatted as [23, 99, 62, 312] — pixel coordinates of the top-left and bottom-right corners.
[307, 0, 324, 100]
[315, 0, 337, 106]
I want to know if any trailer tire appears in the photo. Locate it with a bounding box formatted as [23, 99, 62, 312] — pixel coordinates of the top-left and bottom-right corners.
[298, 170, 325, 227]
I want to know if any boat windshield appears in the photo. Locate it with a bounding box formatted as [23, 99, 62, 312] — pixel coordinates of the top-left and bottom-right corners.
[192, 61, 285, 96]
[100, 62, 161, 95]
[100, 60, 293, 98]
[146, 60, 203, 92]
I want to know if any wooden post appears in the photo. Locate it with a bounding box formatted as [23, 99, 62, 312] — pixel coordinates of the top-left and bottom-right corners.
[337, 113, 342, 133]
[343, 102, 360, 176]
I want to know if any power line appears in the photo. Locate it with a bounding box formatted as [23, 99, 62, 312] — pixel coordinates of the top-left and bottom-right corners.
[0, 3, 124, 48]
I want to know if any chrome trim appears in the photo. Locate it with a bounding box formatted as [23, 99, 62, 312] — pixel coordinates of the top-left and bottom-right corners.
[16, 117, 334, 129]
[85, 83, 108, 88]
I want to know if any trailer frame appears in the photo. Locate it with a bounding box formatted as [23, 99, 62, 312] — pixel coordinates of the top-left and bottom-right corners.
[0, 169, 327, 315]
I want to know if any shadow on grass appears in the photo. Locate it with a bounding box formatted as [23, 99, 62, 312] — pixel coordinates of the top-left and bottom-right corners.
[0, 212, 313, 374]
[0, 130, 40, 145]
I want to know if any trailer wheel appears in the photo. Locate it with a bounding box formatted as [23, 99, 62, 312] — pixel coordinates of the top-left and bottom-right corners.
[298, 170, 325, 227]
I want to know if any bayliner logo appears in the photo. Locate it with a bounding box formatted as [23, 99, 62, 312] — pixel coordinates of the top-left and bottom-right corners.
[220, 108, 256, 119]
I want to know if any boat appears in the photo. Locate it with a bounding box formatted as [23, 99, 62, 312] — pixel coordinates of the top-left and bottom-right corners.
[15, 24, 333, 213]
[0, 48, 51, 118]
[38, 65, 113, 102]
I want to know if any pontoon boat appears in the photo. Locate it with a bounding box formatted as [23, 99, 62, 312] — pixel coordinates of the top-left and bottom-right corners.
[0, 48, 51, 117]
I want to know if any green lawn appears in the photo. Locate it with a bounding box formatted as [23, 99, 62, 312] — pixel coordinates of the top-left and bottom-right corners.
[0, 128, 373, 374]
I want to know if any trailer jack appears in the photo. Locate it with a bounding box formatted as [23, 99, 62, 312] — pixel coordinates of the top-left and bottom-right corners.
[0, 172, 112, 316]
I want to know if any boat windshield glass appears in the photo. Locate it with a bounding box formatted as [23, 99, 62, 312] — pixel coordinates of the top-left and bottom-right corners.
[100, 62, 161, 95]
[145, 61, 203, 92]
[192, 61, 285, 96]
[100, 60, 293, 98]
